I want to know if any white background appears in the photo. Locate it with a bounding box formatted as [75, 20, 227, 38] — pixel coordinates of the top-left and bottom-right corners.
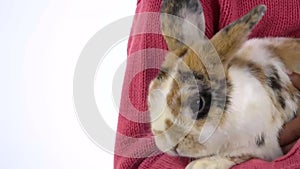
[1, 0, 136, 168]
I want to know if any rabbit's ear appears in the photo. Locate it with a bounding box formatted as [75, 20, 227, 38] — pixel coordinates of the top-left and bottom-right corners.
[211, 5, 266, 68]
[161, 0, 206, 53]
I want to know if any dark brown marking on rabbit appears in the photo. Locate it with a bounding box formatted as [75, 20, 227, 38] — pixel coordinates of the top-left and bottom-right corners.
[157, 68, 169, 80]
[266, 66, 282, 91]
[264, 65, 291, 111]
[229, 57, 266, 83]
[277, 95, 286, 109]
[255, 133, 265, 147]
[224, 80, 233, 111]
[247, 62, 266, 82]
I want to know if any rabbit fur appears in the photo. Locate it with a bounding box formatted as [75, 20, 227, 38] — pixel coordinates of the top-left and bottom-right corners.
[147, 0, 300, 168]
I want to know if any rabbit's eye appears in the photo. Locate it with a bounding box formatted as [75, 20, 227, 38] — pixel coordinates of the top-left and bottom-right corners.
[190, 97, 205, 117]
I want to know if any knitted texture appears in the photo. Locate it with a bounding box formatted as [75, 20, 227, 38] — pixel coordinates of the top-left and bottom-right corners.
[114, 0, 300, 168]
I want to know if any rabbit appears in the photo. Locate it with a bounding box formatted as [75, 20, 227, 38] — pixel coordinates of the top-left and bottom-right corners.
[147, 0, 300, 169]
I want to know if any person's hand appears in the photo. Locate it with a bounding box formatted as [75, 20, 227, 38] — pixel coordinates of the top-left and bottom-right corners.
[289, 73, 300, 89]
[279, 73, 300, 154]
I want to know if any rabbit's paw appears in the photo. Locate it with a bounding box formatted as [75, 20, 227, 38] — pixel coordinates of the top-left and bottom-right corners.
[185, 157, 235, 169]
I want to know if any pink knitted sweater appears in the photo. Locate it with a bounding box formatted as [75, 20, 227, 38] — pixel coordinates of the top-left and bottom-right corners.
[114, 0, 300, 168]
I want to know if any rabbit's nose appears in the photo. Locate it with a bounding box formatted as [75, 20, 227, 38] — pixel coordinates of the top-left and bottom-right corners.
[167, 144, 179, 156]
[173, 144, 180, 155]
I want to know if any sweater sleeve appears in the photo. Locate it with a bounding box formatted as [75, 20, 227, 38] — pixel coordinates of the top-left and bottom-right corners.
[114, 0, 219, 168]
